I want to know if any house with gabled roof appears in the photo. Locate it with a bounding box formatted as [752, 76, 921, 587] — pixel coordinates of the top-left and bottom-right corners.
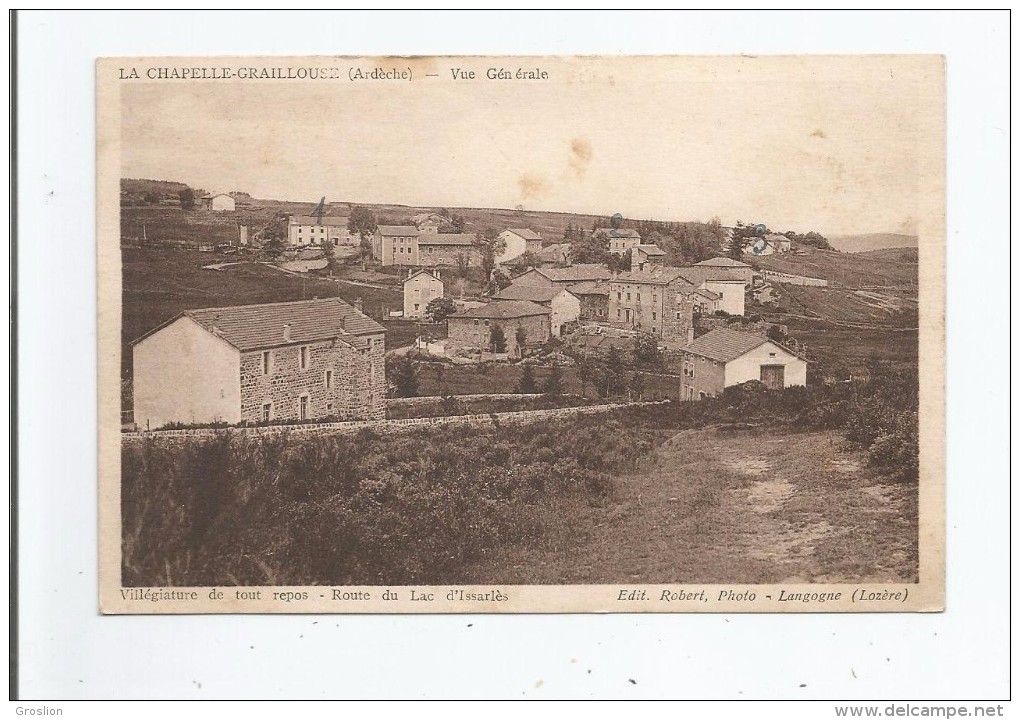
[609, 267, 696, 343]
[447, 300, 551, 356]
[403, 268, 444, 320]
[679, 327, 807, 400]
[676, 266, 748, 316]
[511, 264, 612, 289]
[594, 227, 642, 255]
[131, 298, 386, 429]
[695, 256, 755, 284]
[631, 244, 666, 271]
[288, 214, 353, 247]
[497, 228, 544, 264]
[491, 283, 580, 337]
[376, 225, 421, 265]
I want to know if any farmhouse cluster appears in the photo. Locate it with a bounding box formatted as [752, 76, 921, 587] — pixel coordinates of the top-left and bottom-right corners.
[130, 207, 809, 430]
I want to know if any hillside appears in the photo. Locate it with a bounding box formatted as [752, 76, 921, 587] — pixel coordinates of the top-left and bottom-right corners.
[828, 233, 917, 253]
[750, 243, 917, 288]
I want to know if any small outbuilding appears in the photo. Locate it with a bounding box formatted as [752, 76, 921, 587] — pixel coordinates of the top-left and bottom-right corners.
[679, 327, 807, 400]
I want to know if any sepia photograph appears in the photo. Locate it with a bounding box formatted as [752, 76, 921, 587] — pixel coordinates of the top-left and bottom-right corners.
[96, 54, 945, 613]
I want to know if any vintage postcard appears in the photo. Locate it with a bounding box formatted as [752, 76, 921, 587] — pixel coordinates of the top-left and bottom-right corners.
[97, 55, 944, 613]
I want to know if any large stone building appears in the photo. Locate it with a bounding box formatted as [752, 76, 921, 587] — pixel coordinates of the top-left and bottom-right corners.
[288, 215, 353, 248]
[447, 300, 551, 357]
[131, 298, 386, 429]
[676, 266, 748, 316]
[595, 227, 642, 255]
[376, 225, 421, 265]
[491, 283, 580, 337]
[403, 269, 444, 320]
[609, 267, 696, 344]
[679, 327, 807, 400]
[417, 234, 482, 268]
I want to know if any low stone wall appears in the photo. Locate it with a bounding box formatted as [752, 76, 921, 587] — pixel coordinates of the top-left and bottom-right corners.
[122, 400, 668, 442]
[386, 393, 545, 407]
[760, 269, 828, 287]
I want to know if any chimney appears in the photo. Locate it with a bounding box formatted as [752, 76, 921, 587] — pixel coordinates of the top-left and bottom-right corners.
[435, 270, 440, 280]
[283, 324, 291, 342]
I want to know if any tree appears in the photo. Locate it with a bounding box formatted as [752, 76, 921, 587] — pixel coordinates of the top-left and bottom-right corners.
[476, 229, 506, 280]
[514, 250, 542, 270]
[321, 238, 337, 274]
[178, 188, 195, 210]
[542, 364, 564, 395]
[488, 269, 512, 294]
[455, 252, 471, 279]
[605, 346, 627, 397]
[576, 351, 595, 398]
[263, 238, 286, 258]
[514, 326, 528, 357]
[571, 229, 610, 265]
[143, 191, 159, 205]
[424, 296, 457, 324]
[489, 324, 507, 354]
[628, 371, 646, 400]
[356, 236, 374, 271]
[387, 355, 418, 398]
[633, 333, 661, 367]
[516, 364, 538, 394]
[451, 213, 466, 233]
[348, 206, 378, 270]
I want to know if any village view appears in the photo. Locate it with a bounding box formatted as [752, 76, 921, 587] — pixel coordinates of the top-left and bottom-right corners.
[120, 179, 920, 589]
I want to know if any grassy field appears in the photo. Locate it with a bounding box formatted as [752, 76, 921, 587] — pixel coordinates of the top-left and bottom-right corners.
[752, 245, 918, 288]
[769, 284, 918, 327]
[461, 426, 917, 584]
[121, 245, 414, 380]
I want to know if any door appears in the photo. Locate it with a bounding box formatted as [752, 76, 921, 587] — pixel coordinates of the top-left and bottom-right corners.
[760, 364, 785, 390]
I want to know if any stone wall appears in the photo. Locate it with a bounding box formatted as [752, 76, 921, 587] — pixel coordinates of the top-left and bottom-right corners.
[122, 400, 669, 442]
[420, 245, 482, 268]
[447, 313, 550, 355]
[239, 332, 386, 423]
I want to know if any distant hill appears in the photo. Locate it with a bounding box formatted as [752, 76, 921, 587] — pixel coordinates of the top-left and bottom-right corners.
[751, 243, 917, 288]
[828, 233, 918, 253]
[121, 178, 190, 195]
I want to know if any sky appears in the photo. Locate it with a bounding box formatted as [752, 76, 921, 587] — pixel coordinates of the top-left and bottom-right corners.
[120, 55, 942, 236]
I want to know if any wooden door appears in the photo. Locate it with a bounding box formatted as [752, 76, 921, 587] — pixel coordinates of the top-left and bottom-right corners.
[760, 364, 785, 390]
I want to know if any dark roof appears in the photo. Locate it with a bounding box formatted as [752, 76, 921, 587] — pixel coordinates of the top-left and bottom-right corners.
[568, 281, 610, 296]
[695, 288, 721, 300]
[635, 244, 666, 256]
[134, 298, 384, 351]
[290, 215, 350, 227]
[594, 227, 641, 239]
[377, 225, 419, 236]
[535, 243, 571, 262]
[695, 256, 752, 268]
[505, 228, 542, 241]
[451, 300, 551, 319]
[492, 285, 569, 303]
[539, 265, 612, 283]
[684, 327, 802, 363]
[613, 267, 694, 286]
[417, 233, 476, 246]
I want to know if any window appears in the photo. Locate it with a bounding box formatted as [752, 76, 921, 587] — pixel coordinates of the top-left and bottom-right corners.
[261, 350, 272, 375]
[617, 292, 622, 301]
[626, 292, 631, 301]
[414, 303, 420, 311]
[699, 392, 707, 400]
[429, 246, 434, 253]
[676, 312, 682, 319]
[617, 309, 621, 319]
[299, 395, 309, 421]
[299, 346, 309, 370]
[652, 312, 657, 320]
[637, 293, 641, 302]
[324, 370, 333, 388]
[262, 403, 272, 422]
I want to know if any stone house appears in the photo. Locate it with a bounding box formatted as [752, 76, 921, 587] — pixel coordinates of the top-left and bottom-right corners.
[131, 298, 386, 429]
[676, 266, 748, 316]
[595, 227, 642, 255]
[377, 225, 421, 265]
[201, 193, 235, 212]
[417, 234, 482, 268]
[403, 269, 444, 320]
[567, 281, 610, 322]
[631, 244, 666, 271]
[491, 284, 580, 337]
[609, 267, 695, 343]
[679, 327, 807, 400]
[694, 256, 755, 285]
[411, 213, 444, 233]
[447, 300, 551, 356]
[288, 215, 353, 248]
[511, 264, 612, 290]
[497, 228, 544, 264]
[693, 287, 721, 314]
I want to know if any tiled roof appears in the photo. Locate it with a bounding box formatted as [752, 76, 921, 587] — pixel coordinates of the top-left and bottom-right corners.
[451, 300, 551, 319]
[539, 265, 612, 282]
[683, 328, 773, 363]
[535, 243, 571, 262]
[377, 225, 419, 236]
[492, 285, 566, 303]
[613, 267, 693, 286]
[594, 227, 641, 238]
[635, 244, 666, 256]
[417, 233, 476, 246]
[290, 215, 350, 227]
[695, 288, 721, 300]
[567, 281, 610, 296]
[675, 267, 746, 286]
[695, 256, 752, 268]
[134, 298, 385, 351]
[505, 228, 542, 241]
[403, 269, 442, 284]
